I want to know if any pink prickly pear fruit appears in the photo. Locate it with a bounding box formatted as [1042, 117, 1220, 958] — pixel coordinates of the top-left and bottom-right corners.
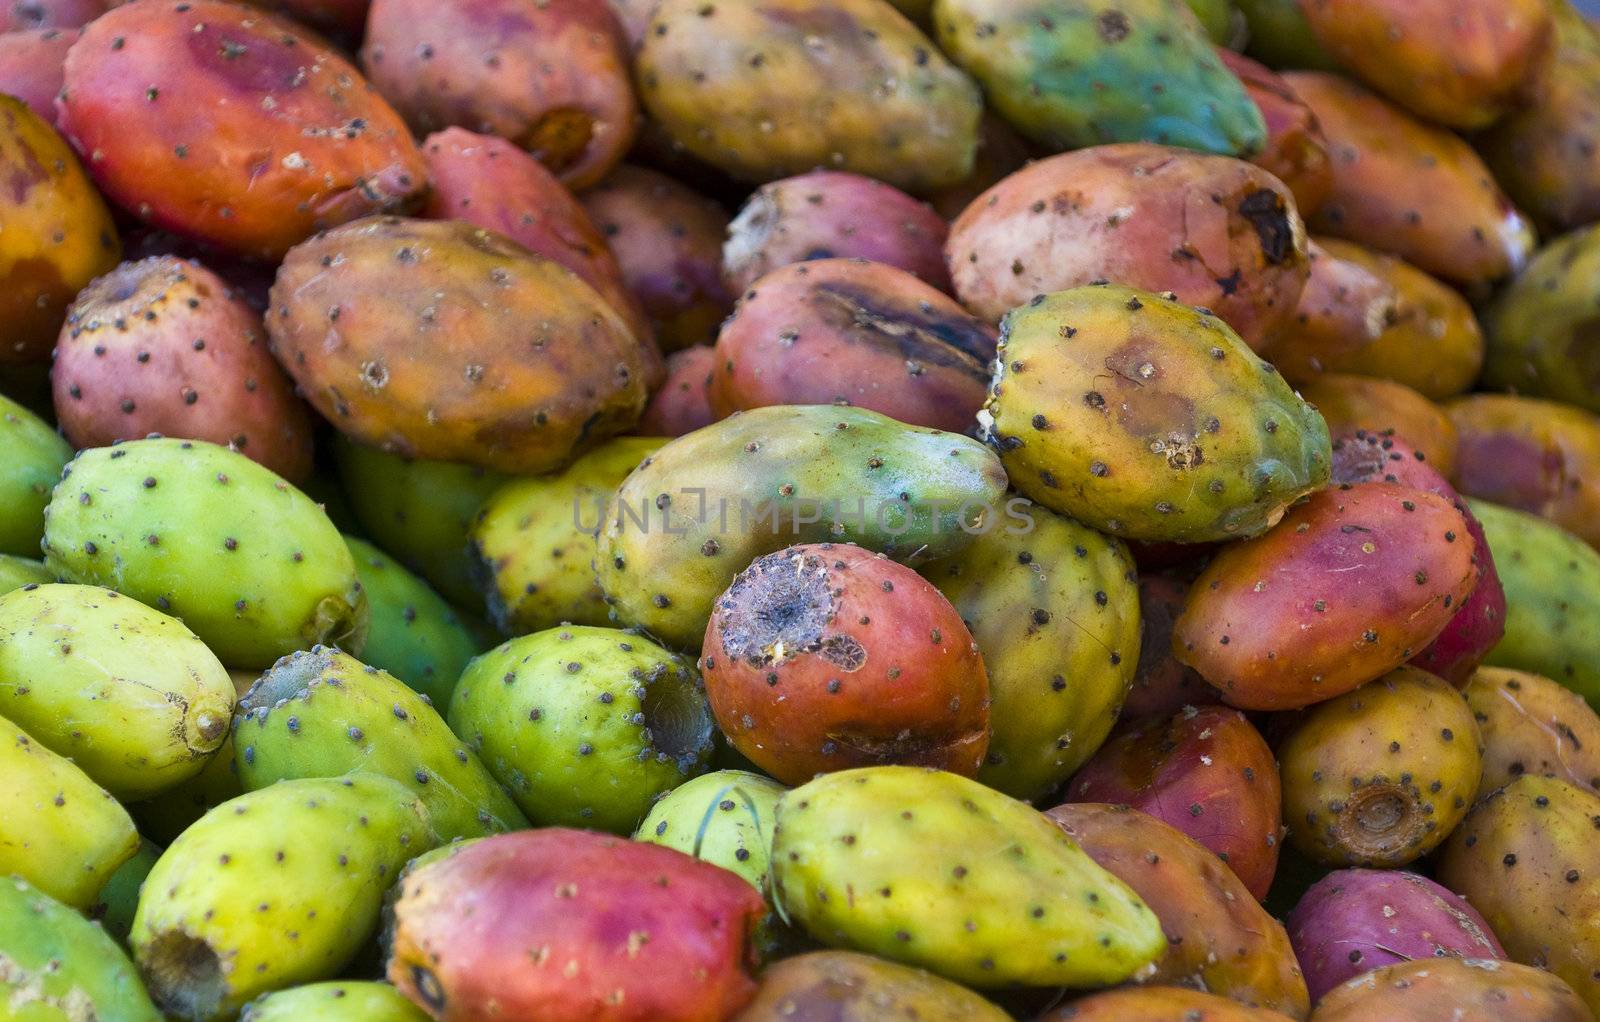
[1122, 573, 1224, 719]
[0, 27, 77, 121]
[634, 346, 717, 438]
[0, 0, 102, 30]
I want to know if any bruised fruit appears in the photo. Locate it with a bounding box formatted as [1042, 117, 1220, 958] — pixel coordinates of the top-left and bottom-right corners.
[1218, 48, 1333, 216]
[635, 345, 717, 437]
[732, 951, 1012, 1021]
[1309, 957, 1590, 1022]
[1295, 374, 1457, 478]
[1465, 666, 1600, 794]
[57, 0, 427, 261]
[0, 391, 71, 558]
[0, 26, 78, 121]
[240, 981, 429, 1022]
[345, 537, 481, 706]
[1043, 986, 1296, 1021]
[1483, 222, 1600, 416]
[1123, 574, 1223, 718]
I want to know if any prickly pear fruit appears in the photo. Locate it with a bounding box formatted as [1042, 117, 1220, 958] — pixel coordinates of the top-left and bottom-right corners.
[0, 875, 162, 1022]
[131, 775, 434, 1021]
[1236, 0, 1338, 70]
[1311, 957, 1590, 1022]
[1296, 374, 1457, 478]
[344, 537, 481, 707]
[983, 284, 1330, 544]
[933, 0, 1265, 156]
[1, 0, 103, 29]
[1450, 394, 1600, 551]
[0, 583, 235, 800]
[90, 838, 161, 947]
[701, 543, 990, 785]
[1218, 48, 1333, 216]
[471, 437, 665, 636]
[0, 26, 78, 121]
[42, 437, 366, 669]
[0, 711, 139, 908]
[595, 404, 1006, 649]
[732, 951, 1012, 1022]
[1437, 775, 1600, 1015]
[1484, 223, 1600, 414]
[241, 981, 429, 1021]
[0, 391, 71, 557]
[772, 766, 1166, 987]
[1174, 483, 1479, 710]
[1279, 666, 1482, 867]
[449, 625, 714, 832]
[0, 555, 52, 594]
[1046, 803, 1308, 1017]
[1465, 666, 1600, 794]
[234, 647, 526, 841]
[1043, 986, 1296, 1020]
[1123, 573, 1224, 718]
[132, 672, 254, 846]
[1068, 706, 1282, 900]
[636, 0, 981, 192]
[635, 345, 717, 437]
[388, 828, 766, 1021]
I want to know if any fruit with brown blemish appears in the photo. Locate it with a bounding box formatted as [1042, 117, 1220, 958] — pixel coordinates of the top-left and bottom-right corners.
[1218, 48, 1333, 216]
[1464, 666, 1600, 796]
[1310, 956, 1590, 1022]
[635, 345, 717, 437]
[731, 950, 1013, 1021]
[1295, 373, 1458, 477]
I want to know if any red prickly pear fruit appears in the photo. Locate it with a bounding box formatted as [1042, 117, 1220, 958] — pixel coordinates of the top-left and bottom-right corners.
[1067, 706, 1282, 901]
[1039, 986, 1297, 1021]
[699, 543, 990, 786]
[388, 828, 765, 1021]
[1287, 868, 1504, 1003]
[1310, 957, 1590, 1022]
[1173, 482, 1481, 710]
[0, 0, 102, 30]
[1217, 48, 1333, 217]
[0, 27, 77, 121]
[634, 346, 717, 438]
[1122, 573, 1224, 719]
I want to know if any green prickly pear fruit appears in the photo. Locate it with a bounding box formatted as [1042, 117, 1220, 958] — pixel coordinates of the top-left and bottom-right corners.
[42, 437, 367, 669]
[0, 583, 235, 800]
[933, 0, 1266, 156]
[132, 704, 246, 846]
[0, 713, 139, 908]
[771, 766, 1166, 987]
[1437, 775, 1600, 1017]
[344, 537, 483, 707]
[0, 875, 162, 1022]
[471, 436, 665, 636]
[240, 981, 430, 1021]
[0, 390, 70, 557]
[1483, 222, 1600, 415]
[1235, 0, 1339, 70]
[234, 647, 526, 842]
[0, 553, 52, 593]
[922, 500, 1140, 800]
[595, 404, 1007, 649]
[131, 775, 434, 1021]
[449, 625, 715, 832]
[982, 284, 1331, 543]
[90, 838, 161, 948]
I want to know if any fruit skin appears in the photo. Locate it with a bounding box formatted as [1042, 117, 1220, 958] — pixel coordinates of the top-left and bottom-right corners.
[982, 284, 1331, 544]
[0, 391, 71, 557]
[1298, 0, 1551, 129]
[449, 625, 714, 832]
[344, 537, 481, 706]
[635, 346, 716, 437]
[722, 171, 951, 296]
[52, 255, 315, 482]
[241, 981, 430, 1021]
[595, 404, 1007, 650]
[0, 26, 78, 121]
[1218, 49, 1332, 216]
[1123, 574, 1224, 718]
[269, 216, 655, 475]
[773, 766, 1165, 987]
[0, 583, 235, 800]
[1483, 223, 1600, 415]
[730, 950, 1012, 1022]
[0, 555, 52, 594]
[1465, 666, 1600, 794]
[710, 259, 995, 432]
[1174, 483, 1479, 710]
[1295, 374, 1457, 478]
[932, 0, 1265, 157]
[1047, 804, 1309, 1018]
[387, 828, 766, 1022]
[1308, 957, 1591, 1022]
[1043, 986, 1296, 1021]
[1, 0, 102, 29]
[581, 165, 734, 352]
[0, 713, 139, 909]
[1437, 775, 1600, 1016]
[1286, 869, 1504, 1003]
[131, 775, 434, 1022]
[1236, 0, 1338, 70]
[927, 111, 1038, 221]
[57, 0, 427, 261]
[1279, 666, 1482, 868]
[362, 0, 635, 190]
[701, 544, 990, 785]
[0, 95, 120, 364]
[90, 838, 161, 947]
[0, 875, 162, 1022]
[947, 145, 1308, 352]
[636, 0, 981, 193]
[234, 647, 526, 841]
[1284, 72, 1534, 289]
[1068, 706, 1282, 901]
[924, 501, 1140, 801]
[42, 437, 366, 670]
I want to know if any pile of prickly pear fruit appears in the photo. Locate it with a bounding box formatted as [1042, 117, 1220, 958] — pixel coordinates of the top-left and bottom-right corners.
[12, 0, 1600, 1020]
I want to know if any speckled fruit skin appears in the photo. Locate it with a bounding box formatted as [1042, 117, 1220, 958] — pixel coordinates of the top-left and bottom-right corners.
[1287, 869, 1504, 1002]
[0, 95, 120, 364]
[57, 0, 427, 261]
[1068, 706, 1282, 901]
[772, 766, 1166, 988]
[1437, 775, 1600, 1016]
[1042, 986, 1296, 1021]
[635, 0, 981, 193]
[1296, 374, 1457, 478]
[948, 144, 1308, 351]
[239, 981, 429, 1022]
[387, 828, 766, 1022]
[1218, 48, 1332, 216]
[730, 951, 1012, 1022]
[1174, 483, 1479, 710]
[1279, 666, 1482, 867]
[53, 256, 315, 482]
[635, 345, 716, 437]
[268, 216, 655, 475]
[1, 0, 102, 29]
[0, 555, 52, 594]
[701, 544, 988, 786]
[0, 391, 71, 558]
[983, 284, 1330, 544]
[0, 26, 78, 121]
[1309, 957, 1590, 1022]
[1047, 804, 1309, 1018]
[1284, 72, 1534, 289]
[1123, 573, 1224, 718]
[1465, 666, 1600, 794]
[723, 171, 951, 296]
[1484, 222, 1600, 415]
[710, 259, 995, 433]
